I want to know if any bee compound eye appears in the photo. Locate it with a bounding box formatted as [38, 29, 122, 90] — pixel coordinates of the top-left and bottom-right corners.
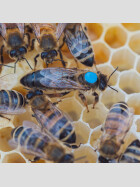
[35, 90, 43, 96]
[41, 52, 48, 59]
[19, 47, 27, 54]
[50, 50, 57, 57]
[26, 92, 34, 100]
[10, 49, 17, 58]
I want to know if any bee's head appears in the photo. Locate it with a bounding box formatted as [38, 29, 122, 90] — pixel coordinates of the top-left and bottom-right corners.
[10, 46, 27, 59]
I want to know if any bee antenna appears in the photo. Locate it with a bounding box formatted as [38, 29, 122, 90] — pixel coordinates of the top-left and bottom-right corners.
[107, 66, 118, 83]
[108, 85, 118, 93]
[74, 155, 87, 162]
[22, 57, 33, 70]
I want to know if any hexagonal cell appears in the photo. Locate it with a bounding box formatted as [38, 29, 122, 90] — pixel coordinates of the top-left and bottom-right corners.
[0, 127, 14, 152]
[129, 33, 140, 55]
[136, 119, 140, 132]
[97, 65, 119, 86]
[90, 127, 102, 149]
[136, 59, 140, 73]
[58, 97, 83, 121]
[93, 42, 110, 64]
[111, 49, 135, 71]
[73, 121, 90, 145]
[127, 94, 140, 115]
[85, 23, 103, 41]
[104, 26, 127, 48]
[82, 102, 108, 129]
[73, 145, 97, 163]
[119, 71, 140, 94]
[2, 153, 26, 163]
[122, 23, 140, 31]
[101, 88, 125, 109]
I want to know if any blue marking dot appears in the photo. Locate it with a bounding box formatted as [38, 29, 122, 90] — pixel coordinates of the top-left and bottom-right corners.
[84, 72, 98, 84]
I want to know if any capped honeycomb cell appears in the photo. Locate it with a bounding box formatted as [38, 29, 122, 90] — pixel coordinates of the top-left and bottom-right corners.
[119, 71, 140, 94]
[111, 49, 135, 71]
[93, 42, 110, 64]
[58, 97, 83, 121]
[129, 33, 140, 55]
[122, 23, 140, 31]
[82, 103, 108, 129]
[0, 127, 14, 152]
[90, 127, 102, 149]
[101, 88, 125, 109]
[105, 26, 127, 48]
[85, 23, 103, 41]
[2, 152, 26, 163]
[127, 94, 140, 115]
[136, 59, 140, 73]
[73, 145, 97, 163]
[73, 121, 90, 145]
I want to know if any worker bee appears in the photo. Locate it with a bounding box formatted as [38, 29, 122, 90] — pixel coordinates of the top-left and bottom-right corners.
[20, 67, 118, 112]
[119, 139, 140, 163]
[0, 23, 32, 73]
[26, 89, 78, 148]
[56, 23, 95, 67]
[30, 23, 66, 69]
[99, 101, 134, 160]
[0, 89, 26, 120]
[9, 120, 74, 163]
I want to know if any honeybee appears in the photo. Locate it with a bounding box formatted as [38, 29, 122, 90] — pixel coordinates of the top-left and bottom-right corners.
[9, 120, 74, 163]
[26, 89, 78, 148]
[99, 101, 134, 160]
[119, 139, 140, 163]
[0, 89, 26, 120]
[30, 23, 66, 69]
[0, 23, 32, 73]
[20, 67, 118, 112]
[56, 23, 95, 67]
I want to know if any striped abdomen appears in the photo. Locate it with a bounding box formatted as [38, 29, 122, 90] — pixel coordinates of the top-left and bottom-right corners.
[104, 102, 131, 137]
[11, 126, 48, 158]
[66, 24, 94, 67]
[33, 107, 76, 145]
[0, 90, 25, 114]
[20, 70, 45, 89]
[119, 140, 140, 163]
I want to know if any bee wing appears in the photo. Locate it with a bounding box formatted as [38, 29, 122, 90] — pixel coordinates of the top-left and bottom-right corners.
[0, 23, 6, 40]
[17, 23, 24, 36]
[56, 23, 68, 40]
[22, 120, 41, 131]
[66, 23, 87, 52]
[0, 107, 26, 115]
[8, 139, 18, 149]
[40, 68, 87, 90]
[31, 23, 41, 42]
[0, 74, 17, 89]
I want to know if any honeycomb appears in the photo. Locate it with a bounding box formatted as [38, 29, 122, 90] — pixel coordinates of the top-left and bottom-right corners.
[0, 23, 140, 163]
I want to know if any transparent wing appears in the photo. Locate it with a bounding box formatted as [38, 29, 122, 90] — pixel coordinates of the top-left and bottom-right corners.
[31, 23, 41, 42]
[0, 74, 17, 89]
[40, 68, 87, 90]
[56, 23, 68, 40]
[0, 23, 6, 40]
[0, 107, 26, 115]
[17, 23, 25, 36]
[22, 120, 41, 131]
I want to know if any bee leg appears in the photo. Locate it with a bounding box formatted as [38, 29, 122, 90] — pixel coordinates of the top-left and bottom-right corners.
[29, 156, 40, 163]
[0, 45, 4, 64]
[92, 92, 99, 108]
[58, 49, 67, 68]
[30, 39, 35, 51]
[53, 100, 62, 105]
[34, 54, 40, 70]
[0, 114, 10, 121]
[24, 33, 30, 48]
[78, 92, 89, 112]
